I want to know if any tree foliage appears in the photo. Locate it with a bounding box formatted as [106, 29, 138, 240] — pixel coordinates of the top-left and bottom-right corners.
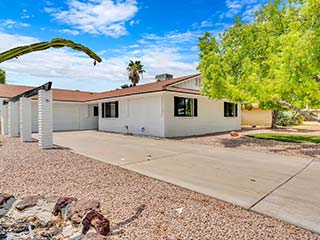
[0, 38, 102, 65]
[121, 84, 131, 89]
[198, 0, 320, 121]
[0, 69, 5, 84]
[127, 60, 145, 86]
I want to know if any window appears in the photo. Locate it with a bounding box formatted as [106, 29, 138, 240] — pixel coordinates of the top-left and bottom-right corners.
[93, 106, 99, 116]
[102, 101, 119, 118]
[174, 97, 198, 117]
[224, 102, 238, 117]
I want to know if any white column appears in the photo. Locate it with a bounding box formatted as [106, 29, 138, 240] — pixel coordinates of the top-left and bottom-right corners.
[20, 97, 32, 142]
[38, 90, 53, 149]
[1, 102, 8, 135]
[8, 101, 19, 137]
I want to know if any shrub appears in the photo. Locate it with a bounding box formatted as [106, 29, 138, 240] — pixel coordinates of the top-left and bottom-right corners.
[276, 111, 304, 126]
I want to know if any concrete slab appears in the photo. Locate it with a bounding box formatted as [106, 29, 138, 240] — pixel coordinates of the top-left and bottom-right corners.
[124, 150, 309, 209]
[33, 130, 320, 234]
[253, 161, 320, 233]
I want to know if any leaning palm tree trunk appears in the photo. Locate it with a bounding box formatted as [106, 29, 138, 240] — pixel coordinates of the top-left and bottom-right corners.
[0, 38, 102, 65]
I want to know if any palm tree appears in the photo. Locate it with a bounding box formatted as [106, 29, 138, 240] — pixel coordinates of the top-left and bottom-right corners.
[127, 60, 145, 86]
[0, 38, 102, 65]
[0, 69, 6, 84]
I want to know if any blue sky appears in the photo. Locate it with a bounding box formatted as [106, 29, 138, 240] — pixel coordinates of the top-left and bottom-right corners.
[0, 0, 267, 91]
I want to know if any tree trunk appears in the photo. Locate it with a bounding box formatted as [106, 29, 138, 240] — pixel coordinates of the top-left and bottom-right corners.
[273, 98, 320, 122]
[271, 110, 279, 129]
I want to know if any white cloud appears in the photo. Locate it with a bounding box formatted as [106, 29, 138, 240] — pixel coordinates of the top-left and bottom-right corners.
[0, 31, 198, 91]
[21, 9, 31, 19]
[45, 0, 138, 38]
[0, 19, 30, 29]
[58, 29, 80, 36]
[222, 0, 264, 21]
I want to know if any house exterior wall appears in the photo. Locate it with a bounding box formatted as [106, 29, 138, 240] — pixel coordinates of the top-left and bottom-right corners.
[0, 98, 8, 135]
[31, 101, 98, 132]
[171, 76, 202, 90]
[0, 98, 6, 133]
[98, 92, 165, 137]
[241, 109, 272, 126]
[163, 92, 241, 137]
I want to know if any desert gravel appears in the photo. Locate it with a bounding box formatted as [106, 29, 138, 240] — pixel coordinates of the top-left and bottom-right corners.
[174, 128, 320, 160]
[0, 135, 319, 239]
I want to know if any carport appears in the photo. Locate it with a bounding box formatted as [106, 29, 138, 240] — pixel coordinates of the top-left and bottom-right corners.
[1, 82, 53, 149]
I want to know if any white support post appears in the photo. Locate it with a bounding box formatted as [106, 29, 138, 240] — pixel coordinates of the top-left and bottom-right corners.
[1, 103, 8, 135]
[20, 97, 32, 142]
[38, 90, 53, 149]
[8, 101, 19, 137]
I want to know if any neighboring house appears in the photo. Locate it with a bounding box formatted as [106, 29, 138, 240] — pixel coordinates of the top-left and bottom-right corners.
[241, 105, 272, 127]
[0, 74, 241, 137]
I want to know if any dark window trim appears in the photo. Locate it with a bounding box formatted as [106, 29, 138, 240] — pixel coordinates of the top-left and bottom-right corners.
[93, 106, 99, 117]
[224, 102, 238, 117]
[102, 101, 119, 118]
[174, 96, 198, 117]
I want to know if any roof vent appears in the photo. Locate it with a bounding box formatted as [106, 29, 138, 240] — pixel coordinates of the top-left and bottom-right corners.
[155, 73, 173, 81]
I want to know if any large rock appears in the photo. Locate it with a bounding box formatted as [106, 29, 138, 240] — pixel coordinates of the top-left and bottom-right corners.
[0, 193, 15, 217]
[69, 200, 101, 225]
[0, 194, 111, 239]
[82, 210, 110, 236]
[15, 195, 43, 211]
[53, 196, 77, 216]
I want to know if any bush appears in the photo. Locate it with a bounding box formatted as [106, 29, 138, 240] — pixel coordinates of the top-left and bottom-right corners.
[276, 111, 304, 126]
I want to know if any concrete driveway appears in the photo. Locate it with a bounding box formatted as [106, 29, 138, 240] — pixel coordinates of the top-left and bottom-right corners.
[38, 130, 320, 234]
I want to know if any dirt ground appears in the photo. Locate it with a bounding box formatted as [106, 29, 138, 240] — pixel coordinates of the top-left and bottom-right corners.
[1, 136, 319, 239]
[173, 124, 320, 160]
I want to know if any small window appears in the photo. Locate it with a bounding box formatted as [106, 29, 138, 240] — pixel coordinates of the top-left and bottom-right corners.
[224, 102, 238, 117]
[93, 106, 99, 116]
[102, 101, 119, 118]
[174, 97, 198, 117]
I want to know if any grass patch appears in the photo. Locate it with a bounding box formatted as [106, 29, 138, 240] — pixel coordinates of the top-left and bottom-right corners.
[246, 133, 320, 144]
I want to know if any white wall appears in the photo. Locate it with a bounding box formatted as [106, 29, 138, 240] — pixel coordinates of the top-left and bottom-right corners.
[163, 92, 241, 137]
[172, 76, 202, 90]
[0, 98, 5, 133]
[32, 101, 98, 132]
[98, 93, 165, 137]
[98, 91, 241, 138]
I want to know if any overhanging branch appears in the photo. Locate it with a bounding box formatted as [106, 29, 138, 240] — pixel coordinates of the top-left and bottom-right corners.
[273, 98, 320, 122]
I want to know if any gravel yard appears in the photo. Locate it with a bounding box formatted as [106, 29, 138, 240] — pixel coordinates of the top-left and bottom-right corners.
[174, 128, 320, 160]
[0, 135, 319, 239]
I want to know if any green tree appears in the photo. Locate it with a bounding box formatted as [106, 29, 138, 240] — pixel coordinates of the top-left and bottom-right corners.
[198, 0, 320, 127]
[127, 60, 145, 86]
[121, 83, 131, 89]
[0, 38, 102, 65]
[0, 69, 5, 84]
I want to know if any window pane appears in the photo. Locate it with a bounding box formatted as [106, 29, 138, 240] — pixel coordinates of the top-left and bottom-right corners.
[224, 102, 237, 117]
[174, 97, 196, 117]
[102, 101, 119, 118]
[93, 106, 98, 116]
[185, 98, 193, 116]
[110, 103, 116, 117]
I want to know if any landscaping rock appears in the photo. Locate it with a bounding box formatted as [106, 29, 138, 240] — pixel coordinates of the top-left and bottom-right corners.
[0, 194, 111, 239]
[53, 196, 77, 216]
[70, 200, 101, 225]
[82, 210, 110, 236]
[0, 193, 15, 216]
[15, 195, 43, 211]
[230, 131, 239, 137]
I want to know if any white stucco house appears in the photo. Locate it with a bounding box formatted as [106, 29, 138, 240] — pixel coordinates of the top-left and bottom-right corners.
[0, 74, 241, 138]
